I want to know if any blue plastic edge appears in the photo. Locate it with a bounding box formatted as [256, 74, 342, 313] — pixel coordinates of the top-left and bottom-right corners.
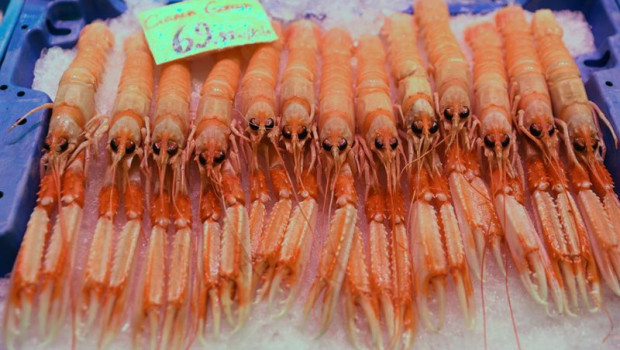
[0, 1, 26, 67]
[0, 0, 619, 275]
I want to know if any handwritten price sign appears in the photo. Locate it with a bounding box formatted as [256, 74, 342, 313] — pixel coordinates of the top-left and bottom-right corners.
[139, 0, 277, 64]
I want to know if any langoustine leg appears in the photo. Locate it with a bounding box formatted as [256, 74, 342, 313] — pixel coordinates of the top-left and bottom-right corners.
[264, 19, 321, 312]
[134, 60, 192, 349]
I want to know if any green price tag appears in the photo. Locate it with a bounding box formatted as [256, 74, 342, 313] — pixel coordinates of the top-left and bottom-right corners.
[139, 0, 277, 64]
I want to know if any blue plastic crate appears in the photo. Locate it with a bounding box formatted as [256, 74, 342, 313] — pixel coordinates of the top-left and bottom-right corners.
[0, 0, 619, 275]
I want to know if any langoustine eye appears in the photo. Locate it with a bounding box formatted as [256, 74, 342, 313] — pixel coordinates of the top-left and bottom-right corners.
[298, 126, 308, 140]
[214, 150, 226, 164]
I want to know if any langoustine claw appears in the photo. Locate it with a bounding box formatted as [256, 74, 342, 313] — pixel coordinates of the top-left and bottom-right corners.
[409, 167, 475, 331]
[268, 170, 319, 316]
[343, 228, 383, 350]
[304, 163, 357, 335]
[218, 161, 252, 332]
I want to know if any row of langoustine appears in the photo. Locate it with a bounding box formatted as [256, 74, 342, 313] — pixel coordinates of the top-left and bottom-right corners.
[3, 1, 620, 350]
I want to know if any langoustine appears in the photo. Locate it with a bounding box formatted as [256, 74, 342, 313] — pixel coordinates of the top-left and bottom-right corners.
[304, 27, 359, 340]
[3, 21, 113, 349]
[354, 33, 410, 349]
[238, 22, 288, 308]
[414, 0, 477, 330]
[496, 6, 601, 313]
[465, 21, 564, 312]
[133, 60, 193, 350]
[533, 9, 620, 298]
[77, 32, 154, 345]
[267, 20, 321, 315]
[188, 48, 247, 340]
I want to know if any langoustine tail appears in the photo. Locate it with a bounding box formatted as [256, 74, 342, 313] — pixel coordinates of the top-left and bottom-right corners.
[254, 156, 293, 301]
[99, 169, 144, 346]
[387, 191, 415, 349]
[303, 164, 357, 336]
[39, 153, 85, 344]
[161, 193, 194, 350]
[219, 204, 251, 332]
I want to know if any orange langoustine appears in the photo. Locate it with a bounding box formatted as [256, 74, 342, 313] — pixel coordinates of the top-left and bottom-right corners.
[238, 21, 288, 311]
[188, 48, 247, 341]
[414, 0, 478, 331]
[134, 59, 193, 350]
[304, 27, 360, 343]
[267, 19, 321, 316]
[3, 21, 113, 350]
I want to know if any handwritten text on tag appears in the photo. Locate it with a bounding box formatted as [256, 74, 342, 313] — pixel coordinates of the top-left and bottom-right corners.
[139, 0, 276, 64]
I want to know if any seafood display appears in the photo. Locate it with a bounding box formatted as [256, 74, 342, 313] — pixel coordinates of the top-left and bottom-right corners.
[190, 48, 244, 341]
[3, 2, 620, 350]
[414, 1, 479, 330]
[268, 19, 320, 315]
[135, 58, 193, 350]
[240, 22, 283, 314]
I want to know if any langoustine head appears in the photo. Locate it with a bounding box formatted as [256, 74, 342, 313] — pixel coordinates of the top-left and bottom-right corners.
[564, 104, 602, 163]
[438, 85, 471, 141]
[520, 100, 559, 160]
[107, 110, 143, 168]
[366, 114, 399, 165]
[245, 99, 276, 146]
[405, 97, 439, 152]
[365, 114, 400, 194]
[43, 105, 85, 175]
[150, 114, 187, 193]
[151, 116, 185, 163]
[194, 119, 230, 181]
[480, 108, 513, 162]
[281, 101, 313, 177]
[320, 115, 353, 170]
